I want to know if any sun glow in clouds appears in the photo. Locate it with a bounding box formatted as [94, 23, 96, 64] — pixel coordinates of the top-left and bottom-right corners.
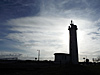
[2, 15, 100, 61]
[5, 16, 94, 60]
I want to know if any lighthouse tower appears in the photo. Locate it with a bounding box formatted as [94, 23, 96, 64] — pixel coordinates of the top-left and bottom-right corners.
[68, 20, 78, 64]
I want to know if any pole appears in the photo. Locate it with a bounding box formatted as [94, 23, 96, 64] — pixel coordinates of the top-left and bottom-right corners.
[37, 50, 40, 61]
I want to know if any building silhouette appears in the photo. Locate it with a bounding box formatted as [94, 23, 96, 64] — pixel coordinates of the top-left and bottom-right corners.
[54, 20, 78, 64]
[54, 53, 70, 64]
[68, 20, 78, 64]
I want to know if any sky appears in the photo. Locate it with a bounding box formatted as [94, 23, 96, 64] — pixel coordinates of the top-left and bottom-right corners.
[0, 0, 100, 61]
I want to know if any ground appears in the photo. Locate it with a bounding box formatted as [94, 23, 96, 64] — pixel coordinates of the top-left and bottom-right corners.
[0, 61, 100, 75]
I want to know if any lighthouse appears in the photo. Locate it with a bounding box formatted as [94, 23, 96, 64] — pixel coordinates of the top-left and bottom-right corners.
[54, 20, 78, 64]
[68, 20, 78, 64]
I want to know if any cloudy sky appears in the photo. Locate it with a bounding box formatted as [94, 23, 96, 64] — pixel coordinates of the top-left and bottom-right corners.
[0, 0, 100, 61]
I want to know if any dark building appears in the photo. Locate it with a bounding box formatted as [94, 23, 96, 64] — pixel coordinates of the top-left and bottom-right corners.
[54, 20, 78, 64]
[54, 53, 70, 64]
[68, 20, 78, 64]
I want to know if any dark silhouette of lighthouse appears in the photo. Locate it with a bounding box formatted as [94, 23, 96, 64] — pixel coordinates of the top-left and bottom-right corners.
[68, 20, 78, 64]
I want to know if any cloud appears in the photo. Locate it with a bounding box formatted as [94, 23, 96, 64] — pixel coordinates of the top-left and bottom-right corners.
[0, 0, 40, 22]
[87, 31, 100, 40]
[0, 39, 3, 41]
[39, 0, 98, 21]
[88, 32, 100, 35]
[5, 16, 71, 58]
[1, 0, 100, 61]
[5, 15, 100, 60]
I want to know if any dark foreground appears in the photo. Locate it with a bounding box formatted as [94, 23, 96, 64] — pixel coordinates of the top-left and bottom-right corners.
[0, 61, 100, 75]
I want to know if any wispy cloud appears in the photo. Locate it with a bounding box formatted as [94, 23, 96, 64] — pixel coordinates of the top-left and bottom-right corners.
[5, 16, 71, 58]
[5, 15, 100, 60]
[1, 0, 100, 61]
[88, 32, 100, 35]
